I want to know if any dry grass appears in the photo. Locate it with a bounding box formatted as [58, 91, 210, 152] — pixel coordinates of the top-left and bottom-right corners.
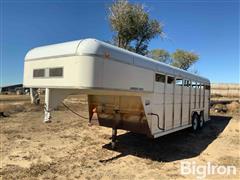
[227, 102, 240, 113]
[211, 83, 240, 98]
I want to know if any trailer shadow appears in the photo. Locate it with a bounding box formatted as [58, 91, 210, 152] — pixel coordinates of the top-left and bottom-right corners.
[101, 115, 231, 163]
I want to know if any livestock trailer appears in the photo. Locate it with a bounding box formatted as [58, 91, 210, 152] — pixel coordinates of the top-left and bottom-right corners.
[23, 38, 210, 147]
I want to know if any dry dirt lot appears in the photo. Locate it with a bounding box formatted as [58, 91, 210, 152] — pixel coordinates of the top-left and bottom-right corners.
[0, 95, 240, 180]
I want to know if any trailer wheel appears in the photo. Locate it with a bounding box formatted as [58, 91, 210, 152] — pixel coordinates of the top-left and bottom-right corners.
[198, 112, 205, 129]
[192, 113, 199, 132]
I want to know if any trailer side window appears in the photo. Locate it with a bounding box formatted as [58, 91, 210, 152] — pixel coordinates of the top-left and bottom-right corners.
[205, 85, 210, 90]
[197, 82, 201, 88]
[33, 69, 45, 78]
[155, 73, 165, 83]
[192, 81, 197, 88]
[176, 78, 183, 86]
[167, 76, 175, 84]
[184, 80, 191, 87]
[49, 67, 63, 77]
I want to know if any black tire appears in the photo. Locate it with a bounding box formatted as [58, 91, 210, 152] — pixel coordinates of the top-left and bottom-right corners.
[198, 112, 205, 130]
[192, 113, 199, 132]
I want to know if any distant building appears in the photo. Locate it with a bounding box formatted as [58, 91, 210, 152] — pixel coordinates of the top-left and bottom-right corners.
[0, 84, 29, 94]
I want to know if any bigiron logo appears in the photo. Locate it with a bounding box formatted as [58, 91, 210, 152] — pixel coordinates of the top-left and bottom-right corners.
[180, 161, 237, 179]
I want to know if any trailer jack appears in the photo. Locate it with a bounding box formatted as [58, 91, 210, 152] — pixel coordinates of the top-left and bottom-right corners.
[111, 128, 117, 149]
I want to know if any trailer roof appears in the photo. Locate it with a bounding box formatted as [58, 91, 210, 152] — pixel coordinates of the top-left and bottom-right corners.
[25, 38, 210, 83]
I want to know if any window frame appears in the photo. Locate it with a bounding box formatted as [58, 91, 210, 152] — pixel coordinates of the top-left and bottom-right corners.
[184, 79, 191, 87]
[32, 67, 64, 79]
[155, 73, 166, 83]
[49, 67, 64, 78]
[175, 78, 183, 86]
[205, 84, 211, 90]
[192, 81, 197, 88]
[167, 76, 175, 84]
[33, 68, 45, 78]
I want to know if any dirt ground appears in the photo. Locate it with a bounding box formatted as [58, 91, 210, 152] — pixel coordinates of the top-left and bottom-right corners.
[0, 95, 240, 180]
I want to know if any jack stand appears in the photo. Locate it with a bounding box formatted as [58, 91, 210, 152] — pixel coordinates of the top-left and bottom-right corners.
[88, 108, 97, 126]
[44, 107, 51, 123]
[111, 128, 117, 149]
[41, 88, 77, 123]
[44, 88, 51, 123]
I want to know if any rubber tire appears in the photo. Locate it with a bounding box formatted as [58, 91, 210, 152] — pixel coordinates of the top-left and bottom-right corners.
[198, 112, 205, 130]
[192, 113, 199, 132]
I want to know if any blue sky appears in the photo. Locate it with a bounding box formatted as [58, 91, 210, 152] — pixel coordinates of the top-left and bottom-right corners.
[1, 0, 239, 86]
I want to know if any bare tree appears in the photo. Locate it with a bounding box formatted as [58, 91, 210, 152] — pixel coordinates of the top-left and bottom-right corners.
[171, 49, 199, 70]
[148, 49, 171, 64]
[109, 0, 163, 55]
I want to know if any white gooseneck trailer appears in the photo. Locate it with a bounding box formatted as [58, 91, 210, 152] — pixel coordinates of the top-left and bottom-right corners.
[24, 38, 210, 147]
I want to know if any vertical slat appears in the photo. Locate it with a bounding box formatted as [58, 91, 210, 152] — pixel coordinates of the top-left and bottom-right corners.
[208, 86, 211, 119]
[203, 84, 205, 108]
[194, 82, 197, 109]
[199, 83, 201, 108]
[172, 77, 175, 128]
[180, 78, 183, 126]
[189, 80, 192, 124]
[163, 75, 167, 131]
